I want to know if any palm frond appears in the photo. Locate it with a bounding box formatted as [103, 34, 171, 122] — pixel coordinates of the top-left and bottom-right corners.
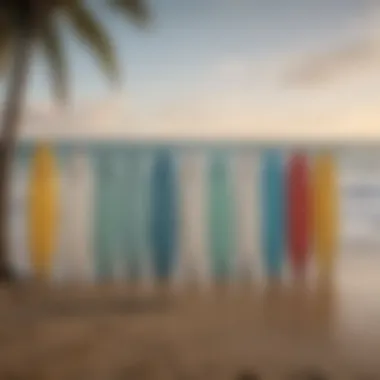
[108, 0, 150, 25]
[40, 16, 68, 102]
[0, 20, 11, 75]
[65, 1, 119, 83]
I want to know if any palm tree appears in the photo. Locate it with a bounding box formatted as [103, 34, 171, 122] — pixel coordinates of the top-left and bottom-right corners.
[0, 0, 149, 281]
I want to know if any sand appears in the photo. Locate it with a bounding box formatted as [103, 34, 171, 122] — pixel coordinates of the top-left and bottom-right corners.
[0, 281, 377, 379]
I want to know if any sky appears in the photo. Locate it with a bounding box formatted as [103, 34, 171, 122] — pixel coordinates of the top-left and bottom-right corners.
[3, 0, 380, 140]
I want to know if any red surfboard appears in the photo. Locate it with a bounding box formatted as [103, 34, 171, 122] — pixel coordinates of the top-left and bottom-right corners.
[287, 153, 310, 277]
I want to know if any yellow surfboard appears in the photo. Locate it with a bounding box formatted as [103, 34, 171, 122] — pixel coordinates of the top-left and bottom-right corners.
[28, 144, 59, 279]
[312, 153, 338, 278]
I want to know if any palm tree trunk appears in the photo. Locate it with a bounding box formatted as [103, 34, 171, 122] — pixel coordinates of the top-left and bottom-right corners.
[0, 24, 32, 282]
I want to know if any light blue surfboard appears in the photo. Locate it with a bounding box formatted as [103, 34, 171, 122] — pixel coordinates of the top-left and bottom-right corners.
[261, 150, 285, 278]
[150, 149, 177, 280]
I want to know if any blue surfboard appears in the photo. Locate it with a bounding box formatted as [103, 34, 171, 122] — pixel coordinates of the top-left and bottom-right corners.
[261, 150, 285, 278]
[208, 152, 235, 280]
[150, 149, 177, 280]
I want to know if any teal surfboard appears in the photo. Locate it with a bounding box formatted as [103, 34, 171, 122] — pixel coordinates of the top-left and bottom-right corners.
[94, 152, 126, 280]
[124, 151, 152, 280]
[261, 150, 285, 278]
[177, 151, 209, 286]
[150, 149, 177, 280]
[208, 152, 235, 280]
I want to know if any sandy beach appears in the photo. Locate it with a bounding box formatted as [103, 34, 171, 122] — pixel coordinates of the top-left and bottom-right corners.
[0, 276, 378, 380]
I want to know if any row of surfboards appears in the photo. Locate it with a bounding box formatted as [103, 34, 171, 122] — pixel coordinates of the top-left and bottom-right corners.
[8, 145, 338, 285]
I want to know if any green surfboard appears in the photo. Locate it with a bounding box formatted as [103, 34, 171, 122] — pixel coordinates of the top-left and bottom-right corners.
[208, 152, 235, 280]
[94, 151, 126, 280]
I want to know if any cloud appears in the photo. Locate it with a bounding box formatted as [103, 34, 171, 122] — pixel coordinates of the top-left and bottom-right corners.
[214, 59, 250, 81]
[19, 93, 142, 140]
[213, 56, 284, 88]
[144, 87, 380, 141]
[282, 39, 380, 87]
[281, 5, 380, 87]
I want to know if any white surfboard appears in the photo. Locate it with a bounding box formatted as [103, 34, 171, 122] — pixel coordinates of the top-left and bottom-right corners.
[8, 160, 31, 279]
[56, 152, 95, 283]
[232, 151, 262, 285]
[175, 151, 210, 290]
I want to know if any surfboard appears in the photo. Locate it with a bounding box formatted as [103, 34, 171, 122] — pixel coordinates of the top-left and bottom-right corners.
[150, 149, 177, 281]
[109, 153, 129, 281]
[94, 154, 110, 280]
[111, 153, 128, 281]
[28, 144, 59, 280]
[176, 151, 209, 287]
[208, 152, 235, 281]
[94, 152, 125, 281]
[287, 153, 310, 278]
[233, 151, 262, 283]
[58, 151, 95, 283]
[313, 152, 338, 278]
[123, 151, 154, 284]
[8, 158, 30, 279]
[261, 150, 285, 279]
[135, 153, 154, 288]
